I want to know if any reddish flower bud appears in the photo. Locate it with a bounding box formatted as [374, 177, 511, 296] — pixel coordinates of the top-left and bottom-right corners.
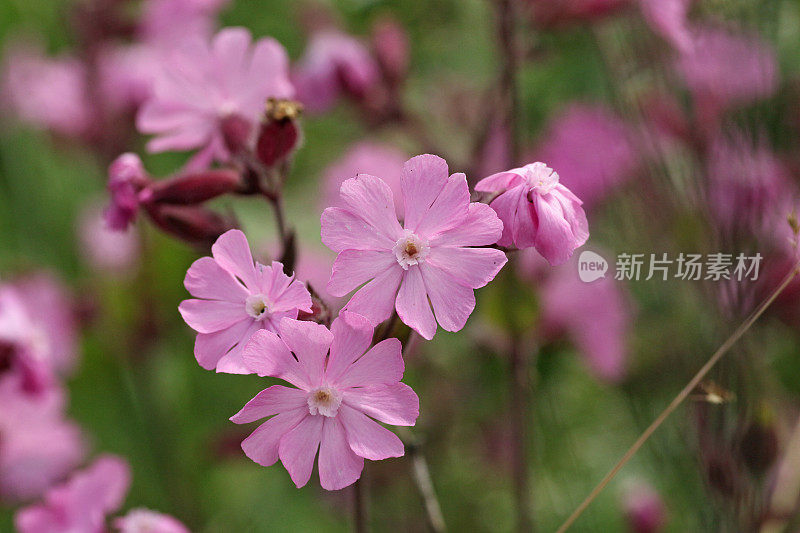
[145, 204, 234, 247]
[372, 17, 409, 84]
[255, 98, 302, 167]
[142, 169, 242, 205]
[622, 482, 667, 533]
[221, 114, 253, 155]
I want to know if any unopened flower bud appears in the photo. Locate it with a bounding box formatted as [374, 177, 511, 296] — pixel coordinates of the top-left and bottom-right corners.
[143, 169, 242, 205]
[372, 17, 409, 84]
[256, 98, 302, 167]
[221, 114, 253, 155]
[145, 204, 234, 248]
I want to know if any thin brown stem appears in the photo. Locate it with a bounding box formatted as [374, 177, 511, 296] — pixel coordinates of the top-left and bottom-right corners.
[495, 0, 520, 164]
[399, 428, 447, 532]
[556, 263, 800, 533]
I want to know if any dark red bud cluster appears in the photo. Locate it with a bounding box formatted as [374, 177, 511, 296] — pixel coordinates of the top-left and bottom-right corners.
[255, 98, 303, 168]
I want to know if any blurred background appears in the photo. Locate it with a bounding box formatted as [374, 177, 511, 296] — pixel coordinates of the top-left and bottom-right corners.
[2, 0, 800, 531]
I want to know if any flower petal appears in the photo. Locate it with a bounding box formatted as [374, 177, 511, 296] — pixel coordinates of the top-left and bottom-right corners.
[533, 193, 578, 265]
[429, 203, 504, 247]
[212, 27, 251, 75]
[279, 414, 324, 488]
[178, 299, 247, 334]
[343, 384, 419, 426]
[242, 329, 311, 388]
[488, 186, 526, 248]
[194, 318, 252, 370]
[318, 416, 364, 491]
[230, 385, 308, 424]
[415, 173, 470, 237]
[339, 405, 404, 460]
[342, 265, 403, 325]
[475, 170, 526, 192]
[184, 257, 249, 302]
[401, 154, 449, 231]
[325, 311, 375, 385]
[419, 264, 475, 333]
[241, 408, 307, 466]
[337, 338, 403, 389]
[395, 267, 436, 340]
[276, 318, 333, 387]
[338, 174, 403, 241]
[321, 207, 395, 253]
[215, 321, 262, 374]
[211, 229, 260, 291]
[426, 247, 507, 289]
[328, 250, 396, 297]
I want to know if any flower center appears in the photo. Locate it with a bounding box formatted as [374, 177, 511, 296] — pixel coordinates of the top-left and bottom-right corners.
[307, 386, 342, 417]
[245, 294, 270, 320]
[523, 162, 559, 195]
[393, 231, 430, 270]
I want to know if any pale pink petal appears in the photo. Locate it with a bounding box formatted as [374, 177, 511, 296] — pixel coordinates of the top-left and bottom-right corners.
[401, 154, 449, 231]
[247, 38, 294, 98]
[489, 186, 526, 248]
[321, 207, 396, 252]
[554, 185, 590, 245]
[318, 416, 364, 490]
[325, 311, 374, 384]
[184, 256, 249, 301]
[279, 414, 324, 488]
[269, 278, 312, 313]
[230, 385, 307, 424]
[395, 267, 436, 340]
[336, 338, 403, 389]
[276, 318, 333, 387]
[426, 247, 507, 289]
[241, 408, 307, 466]
[243, 329, 312, 388]
[343, 384, 419, 426]
[511, 191, 538, 249]
[178, 299, 247, 333]
[194, 318, 252, 370]
[533, 194, 579, 265]
[429, 203, 504, 247]
[415, 173, 470, 237]
[215, 321, 262, 374]
[211, 229, 260, 291]
[339, 405, 404, 460]
[343, 266, 403, 325]
[338, 174, 403, 241]
[212, 27, 251, 75]
[475, 170, 526, 192]
[420, 264, 475, 333]
[328, 249, 396, 297]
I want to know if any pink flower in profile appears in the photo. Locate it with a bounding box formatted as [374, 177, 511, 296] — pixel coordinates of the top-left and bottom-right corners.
[533, 105, 638, 207]
[232, 312, 418, 490]
[179, 229, 312, 374]
[476, 162, 589, 266]
[639, 0, 692, 51]
[321, 154, 507, 340]
[293, 31, 379, 113]
[15, 455, 131, 533]
[104, 153, 149, 231]
[114, 508, 190, 533]
[322, 141, 407, 217]
[0, 377, 85, 502]
[137, 27, 293, 164]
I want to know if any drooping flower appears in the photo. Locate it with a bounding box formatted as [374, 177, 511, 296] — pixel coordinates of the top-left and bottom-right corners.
[104, 153, 150, 231]
[321, 154, 507, 340]
[137, 27, 293, 165]
[231, 312, 418, 490]
[15, 455, 131, 533]
[179, 229, 312, 373]
[533, 105, 638, 207]
[114, 508, 190, 533]
[0, 377, 86, 502]
[476, 162, 589, 265]
[639, 0, 692, 52]
[322, 141, 407, 216]
[293, 30, 380, 113]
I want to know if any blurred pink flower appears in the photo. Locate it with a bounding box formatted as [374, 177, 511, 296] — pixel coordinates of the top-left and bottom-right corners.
[140, 0, 229, 48]
[534, 251, 631, 382]
[676, 26, 778, 120]
[293, 30, 380, 113]
[322, 141, 407, 216]
[80, 206, 141, 273]
[622, 481, 667, 533]
[114, 508, 190, 533]
[179, 229, 312, 373]
[533, 104, 638, 207]
[15, 455, 131, 533]
[371, 17, 409, 83]
[104, 153, 150, 231]
[0, 377, 85, 502]
[476, 162, 589, 265]
[137, 27, 293, 164]
[1, 42, 92, 137]
[638, 0, 692, 51]
[97, 45, 161, 111]
[322, 154, 507, 340]
[232, 312, 418, 490]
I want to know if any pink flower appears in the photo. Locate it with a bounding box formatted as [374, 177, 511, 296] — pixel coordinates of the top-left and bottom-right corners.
[322, 141, 407, 217]
[639, 0, 692, 51]
[104, 153, 149, 231]
[293, 31, 380, 113]
[79, 205, 141, 273]
[231, 312, 418, 490]
[0, 377, 85, 501]
[114, 508, 190, 533]
[321, 154, 507, 340]
[533, 105, 638, 208]
[476, 162, 589, 265]
[15, 455, 131, 533]
[140, 0, 229, 48]
[137, 27, 293, 164]
[179, 229, 312, 373]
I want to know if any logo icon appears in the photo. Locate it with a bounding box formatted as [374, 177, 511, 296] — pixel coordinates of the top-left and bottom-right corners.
[578, 250, 608, 283]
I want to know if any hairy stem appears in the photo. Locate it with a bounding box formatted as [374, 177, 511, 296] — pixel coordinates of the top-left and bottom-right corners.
[556, 264, 800, 533]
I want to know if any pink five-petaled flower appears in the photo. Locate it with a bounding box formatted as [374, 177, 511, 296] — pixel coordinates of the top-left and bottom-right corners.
[137, 27, 293, 166]
[231, 312, 418, 490]
[15, 455, 131, 533]
[476, 162, 589, 266]
[179, 229, 312, 374]
[321, 154, 508, 340]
